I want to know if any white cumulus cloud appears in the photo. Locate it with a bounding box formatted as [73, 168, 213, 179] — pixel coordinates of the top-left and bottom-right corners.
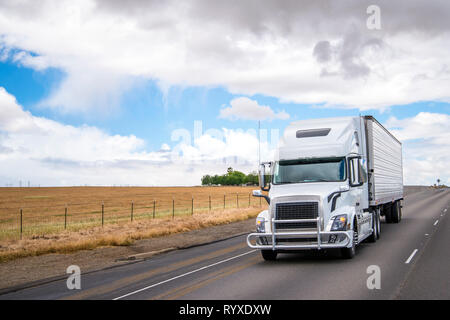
[219, 97, 289, 121]
[0, 88, 272, 186]
[385, 112, 450, 186]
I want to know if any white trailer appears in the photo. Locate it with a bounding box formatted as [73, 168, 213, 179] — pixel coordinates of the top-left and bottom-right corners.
[365, 117, 403, 220]
[248, 116, 403, 260]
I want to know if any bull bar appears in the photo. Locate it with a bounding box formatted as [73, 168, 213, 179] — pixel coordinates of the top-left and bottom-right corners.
[247, 217, 351, 250]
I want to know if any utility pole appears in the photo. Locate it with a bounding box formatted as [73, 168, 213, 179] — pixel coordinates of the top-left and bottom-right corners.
[258, 120, 261, 166]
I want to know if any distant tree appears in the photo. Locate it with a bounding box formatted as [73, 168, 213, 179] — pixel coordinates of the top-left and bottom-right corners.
[246, 172, 259, 185]
[227, 170, 246, 185]
[201, 175, 212, 185]
[212, 174, 221, 185]
[202, 168, 257, 186]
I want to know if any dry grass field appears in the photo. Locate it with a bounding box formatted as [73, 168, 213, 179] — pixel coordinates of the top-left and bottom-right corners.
[0, 186, 267, 262]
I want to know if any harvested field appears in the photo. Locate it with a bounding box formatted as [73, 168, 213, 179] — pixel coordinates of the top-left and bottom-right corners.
[0, 186, 267, 262]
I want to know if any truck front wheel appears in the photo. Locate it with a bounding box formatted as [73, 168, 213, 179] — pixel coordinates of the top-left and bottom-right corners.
[261, 250, 277, 261]
[367, 211, 377, 243]
[341, 226, 357, 259]
[376, 209, 381, 239]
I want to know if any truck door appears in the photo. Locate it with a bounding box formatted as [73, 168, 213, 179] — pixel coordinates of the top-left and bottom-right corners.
[348, 156, 370, 238]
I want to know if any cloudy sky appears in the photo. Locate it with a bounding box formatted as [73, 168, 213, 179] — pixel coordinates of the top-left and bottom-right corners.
[0, 0, 449, 186]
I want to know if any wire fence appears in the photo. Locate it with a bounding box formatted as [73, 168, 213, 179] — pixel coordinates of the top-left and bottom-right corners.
[0, 192, 266, 241]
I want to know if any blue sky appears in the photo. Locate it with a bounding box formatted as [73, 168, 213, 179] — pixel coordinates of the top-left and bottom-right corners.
[2, 57, 447, 149]
[0, 1, 449, 186]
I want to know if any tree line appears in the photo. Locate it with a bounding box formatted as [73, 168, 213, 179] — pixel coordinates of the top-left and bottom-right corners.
[201, 167, 259, 186]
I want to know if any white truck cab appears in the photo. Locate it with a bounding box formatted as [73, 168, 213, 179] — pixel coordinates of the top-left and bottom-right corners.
[247, 116, 403, 260]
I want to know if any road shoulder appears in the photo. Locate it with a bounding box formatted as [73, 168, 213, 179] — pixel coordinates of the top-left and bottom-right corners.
[396, 204, 449, 299]
[0, 218, 255, 293]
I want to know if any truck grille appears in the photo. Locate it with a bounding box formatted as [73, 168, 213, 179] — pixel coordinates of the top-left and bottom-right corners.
[275, 202, 318, 229]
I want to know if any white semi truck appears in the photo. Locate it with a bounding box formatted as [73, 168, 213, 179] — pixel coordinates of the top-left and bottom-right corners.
[248, 116, 403, 259]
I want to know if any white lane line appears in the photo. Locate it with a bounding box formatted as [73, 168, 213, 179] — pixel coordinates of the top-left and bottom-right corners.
[405, 249, 418, 264]
[434, 220, 439, 226]
[113, 250, 257, 300]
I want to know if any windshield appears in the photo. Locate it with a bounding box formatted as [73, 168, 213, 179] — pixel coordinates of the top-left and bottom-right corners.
[272, 157, 346, 184]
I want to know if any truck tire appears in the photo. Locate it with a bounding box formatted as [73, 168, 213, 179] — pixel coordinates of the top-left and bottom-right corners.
[341, 223, 357, 259]
[367, 211, 377, 243]
[391, 201, 401, 223]
[261, 250, 277, 261]
[384, 204, 393, 223]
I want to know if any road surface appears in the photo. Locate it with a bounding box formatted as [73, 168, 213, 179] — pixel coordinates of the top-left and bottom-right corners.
[0, 187, 448, 300]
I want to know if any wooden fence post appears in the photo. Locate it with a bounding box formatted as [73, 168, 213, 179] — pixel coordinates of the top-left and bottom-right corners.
[20, 208, 23, 240]
[131, 201, 134, 222]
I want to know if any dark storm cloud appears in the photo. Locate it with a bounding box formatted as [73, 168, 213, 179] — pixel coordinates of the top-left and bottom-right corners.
[92, 0, 450, 80]
[2, 0, 449, 40]
[313, 41, 332, 63]
[313, 28, 385, 79]
[93, 0, 450, 36]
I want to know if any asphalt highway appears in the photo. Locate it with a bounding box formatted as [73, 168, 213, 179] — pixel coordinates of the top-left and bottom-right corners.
[0, 187, 448, 300]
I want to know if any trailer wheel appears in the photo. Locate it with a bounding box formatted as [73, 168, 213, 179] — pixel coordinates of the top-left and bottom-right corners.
[261, 250, 277, 261]
[391, 201, 401, 223]
[384, 204, 393, 223]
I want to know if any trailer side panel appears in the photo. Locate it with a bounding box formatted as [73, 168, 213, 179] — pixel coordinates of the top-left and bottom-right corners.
[365, 117, 403, 206]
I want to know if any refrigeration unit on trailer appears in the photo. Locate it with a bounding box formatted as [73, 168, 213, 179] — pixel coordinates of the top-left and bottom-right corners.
[248, 116, 403, 260]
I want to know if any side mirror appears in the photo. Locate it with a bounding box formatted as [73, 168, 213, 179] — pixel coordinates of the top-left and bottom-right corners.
[348, 156, 363, 187]
[258, 163, 271, 191]
[252, 190, 262, 197]
[258, 164, 265, 189]
[252, 189, 270, 205]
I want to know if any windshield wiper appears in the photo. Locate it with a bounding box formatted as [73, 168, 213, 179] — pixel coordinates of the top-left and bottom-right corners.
[278, 179, 330, 184]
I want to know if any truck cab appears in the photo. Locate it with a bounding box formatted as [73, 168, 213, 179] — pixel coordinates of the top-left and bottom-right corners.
[247, 116, 402, 260]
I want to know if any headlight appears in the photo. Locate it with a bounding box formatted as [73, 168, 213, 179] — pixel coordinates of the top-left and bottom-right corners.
[331, 214, 347, 231]
[256, 217, 265, 233]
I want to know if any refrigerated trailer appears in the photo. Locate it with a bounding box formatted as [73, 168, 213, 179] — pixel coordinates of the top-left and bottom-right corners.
[248, 116, 403, 259]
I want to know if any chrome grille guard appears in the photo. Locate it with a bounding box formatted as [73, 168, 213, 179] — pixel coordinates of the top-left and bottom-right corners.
[247, 217, 351, 250]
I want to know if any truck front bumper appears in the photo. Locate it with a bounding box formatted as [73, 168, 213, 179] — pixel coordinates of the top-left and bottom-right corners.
[246, 217, 351, 250]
